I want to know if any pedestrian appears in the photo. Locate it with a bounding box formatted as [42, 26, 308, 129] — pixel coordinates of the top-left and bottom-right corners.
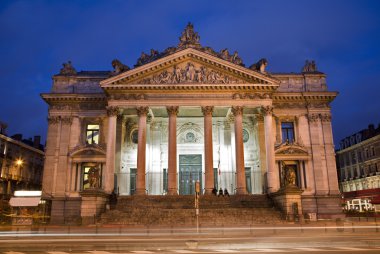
[212, 187, 217, 196]
[224, 188, 230, 197]
[218, 188, 224, 197]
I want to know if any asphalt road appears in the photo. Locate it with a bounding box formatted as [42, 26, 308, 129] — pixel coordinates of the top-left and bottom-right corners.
[0, 225, 379, 254]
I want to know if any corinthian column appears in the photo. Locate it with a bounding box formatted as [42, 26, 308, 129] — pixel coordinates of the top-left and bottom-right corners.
[167, 106, 179, 195]
[136, 106, 149, 195]
[105, 106, 119, 193]
[202, 106, 214, 194]
[232, 106, 247, 194]
[262, 106, 279, 193]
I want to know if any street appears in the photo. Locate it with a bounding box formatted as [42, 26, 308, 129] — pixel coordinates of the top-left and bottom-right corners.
[0, 224, 379, 254]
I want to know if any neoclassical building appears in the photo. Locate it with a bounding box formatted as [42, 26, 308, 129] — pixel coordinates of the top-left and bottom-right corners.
[41, 23, 341, 224]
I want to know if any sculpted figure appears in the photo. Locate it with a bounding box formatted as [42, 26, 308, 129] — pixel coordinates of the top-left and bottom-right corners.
[185, 63, 196, 81]
[59, 61, 77, 75]
[249, 58, 268, 73]
[173, 65, 181, 83]
[302, 60, 317, 72]
[136, 52, 149, 66]
[111, 59, 130, 75]
[178, 22, 201, 48]
[232, 51, 243, 65]
[88, 167, 100, 188]
[285, 167, 296, 186]
[220, 48, 230, 61]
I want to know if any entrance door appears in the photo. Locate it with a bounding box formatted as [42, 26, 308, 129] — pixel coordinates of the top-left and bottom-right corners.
[130, 168, 137, 195]
[245, 167, 252, 194]
[179, 154, 202, 195]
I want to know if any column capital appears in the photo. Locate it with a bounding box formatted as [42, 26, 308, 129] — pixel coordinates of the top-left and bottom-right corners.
[136, 106, 149, 116]
[166, 106, 179, 116]
[106, 106, 120, 117]
[261, 105, 273, 116]
[47, 116, 60, 125]
[320, 113, 332, 122]
[231, 106, 244, 116]
[61, 116, 73, 125]
[201, 106, 214, 116]
[307, 113, 320, 123]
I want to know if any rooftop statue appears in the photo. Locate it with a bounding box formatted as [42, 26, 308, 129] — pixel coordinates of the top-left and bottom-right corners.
[111, 59, 130, 75]
[59, 61, 77, 75]
[302, 60, 317, 73]
[249, 58, 268, 73]
[178, 22, 201, 48]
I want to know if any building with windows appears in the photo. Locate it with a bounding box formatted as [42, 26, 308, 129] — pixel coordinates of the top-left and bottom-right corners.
[41, 23, 342, 224]
[336, 123, 380, 211]
[0, 124, 44, 200]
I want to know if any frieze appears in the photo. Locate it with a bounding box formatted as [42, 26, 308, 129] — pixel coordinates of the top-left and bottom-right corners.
[137, 63, 245, 84]
[109, 94, 147, 100]
[232, 93, 271, 100]
[79, 103, 106, 110]
[47, 116, 60, 125]
[201, 106, 214, 116]
[273, 103, 306, 109]
[307, 102, 330, 109]
[106, 106, 120, 117]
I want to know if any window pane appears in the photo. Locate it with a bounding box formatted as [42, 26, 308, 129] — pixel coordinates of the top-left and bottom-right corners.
[87, 124, 99, 130]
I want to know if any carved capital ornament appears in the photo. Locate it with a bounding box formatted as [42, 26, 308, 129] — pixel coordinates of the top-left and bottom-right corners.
[261, 106, 273, 116]
[47, 116, 60, 125]
[106, 106, 120, 117]
[166, 106, 179, 116]
[201, 106, 214, 116]
[136, 106, 149, 116]
[231, 106, 244, 116]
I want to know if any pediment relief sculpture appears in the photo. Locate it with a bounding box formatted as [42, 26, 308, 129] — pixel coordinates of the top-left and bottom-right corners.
[69, 143, 106, 157]
[137, 62, 246, 84]
[275, 142, 308, 155]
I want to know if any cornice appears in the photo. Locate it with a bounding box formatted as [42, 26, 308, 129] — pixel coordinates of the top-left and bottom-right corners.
[41, 93, 106, 104]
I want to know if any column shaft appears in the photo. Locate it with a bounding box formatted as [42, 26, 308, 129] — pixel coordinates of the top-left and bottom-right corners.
[263, 106, 279, 193]
[136, 106, 149, 195]
[105, 106, 119, 193]
[167, 106, 179, 195]
[232, 106, 247, 194]
[202, 106, 214, 194]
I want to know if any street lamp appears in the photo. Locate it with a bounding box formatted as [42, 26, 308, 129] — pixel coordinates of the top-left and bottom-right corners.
[16, 159, 23, 166]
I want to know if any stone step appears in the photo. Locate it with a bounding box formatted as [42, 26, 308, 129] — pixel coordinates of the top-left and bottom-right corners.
[100, 207, 283, 226]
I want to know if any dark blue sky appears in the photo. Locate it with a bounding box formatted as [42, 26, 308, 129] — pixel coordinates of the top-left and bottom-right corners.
[0, 0, 379, 147]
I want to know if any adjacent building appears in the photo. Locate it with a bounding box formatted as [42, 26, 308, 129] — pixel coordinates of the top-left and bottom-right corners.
[0, 123, 45, 200]
[41, 23, 342, 224]
[336, 123, 380, 212]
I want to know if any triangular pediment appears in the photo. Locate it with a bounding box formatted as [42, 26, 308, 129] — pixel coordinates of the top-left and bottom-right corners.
[100, 48, 279, 89]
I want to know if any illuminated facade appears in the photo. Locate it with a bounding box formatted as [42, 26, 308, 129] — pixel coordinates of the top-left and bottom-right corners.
[41, 24, 342, 224]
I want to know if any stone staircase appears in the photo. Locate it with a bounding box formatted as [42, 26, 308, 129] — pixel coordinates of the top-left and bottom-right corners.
[100, 195, 284, 226]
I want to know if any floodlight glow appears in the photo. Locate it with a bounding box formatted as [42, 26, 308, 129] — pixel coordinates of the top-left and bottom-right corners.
[14, 190, 42, 197]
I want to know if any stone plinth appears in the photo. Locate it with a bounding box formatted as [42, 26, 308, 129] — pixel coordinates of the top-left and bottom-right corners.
[271, 185, 304, 222]
[80, 189, 109, 225]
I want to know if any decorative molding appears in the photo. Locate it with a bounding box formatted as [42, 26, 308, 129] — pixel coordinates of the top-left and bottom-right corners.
[106, 106, 120, 117]
[47, 116, 60, 125]
[231, 106, 244, 116]
[166, 106, 179, 116]
[261, 105, 273, 116]
[136, 106, 149, 116]
[201, 106, 214, 116]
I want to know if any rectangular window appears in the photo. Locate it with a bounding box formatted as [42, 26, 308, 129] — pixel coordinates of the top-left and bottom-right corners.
[281, 122, 294, 143]
[86, 124, 99, 144]
[351, 152, 356, 164]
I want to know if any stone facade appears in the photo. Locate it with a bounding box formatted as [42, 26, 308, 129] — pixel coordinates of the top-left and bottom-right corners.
[41, 23, 342, 224]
